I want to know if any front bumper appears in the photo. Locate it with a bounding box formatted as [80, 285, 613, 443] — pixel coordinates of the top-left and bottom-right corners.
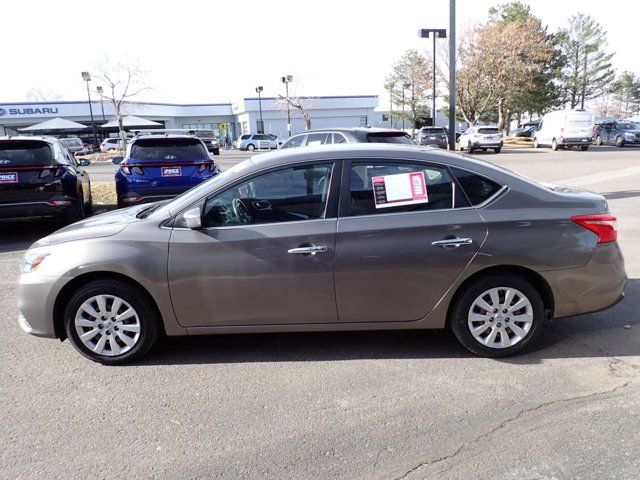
[18, 272, 71, 338]
[541, 242, 627, 318]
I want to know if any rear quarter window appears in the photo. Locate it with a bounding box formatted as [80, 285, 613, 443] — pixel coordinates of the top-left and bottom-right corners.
[451, 167, 503, 205]
[0, 141, 54, 166]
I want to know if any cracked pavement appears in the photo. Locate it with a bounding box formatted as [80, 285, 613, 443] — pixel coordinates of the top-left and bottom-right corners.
[1, 147, 639, 479]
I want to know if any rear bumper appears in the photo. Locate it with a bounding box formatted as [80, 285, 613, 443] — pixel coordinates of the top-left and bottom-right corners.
[541, 242, 627, 318]
[559, 137, 592, 145]
[419, 140, 448, 148]
[471, 141, 503, 149]
[0, 198, 75, 220]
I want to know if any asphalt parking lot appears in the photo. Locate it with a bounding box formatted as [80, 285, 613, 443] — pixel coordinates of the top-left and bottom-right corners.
[1, 146, 639, 479]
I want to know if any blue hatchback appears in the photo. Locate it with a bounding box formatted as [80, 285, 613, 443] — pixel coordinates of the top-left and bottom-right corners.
[114, 135, 220, 208]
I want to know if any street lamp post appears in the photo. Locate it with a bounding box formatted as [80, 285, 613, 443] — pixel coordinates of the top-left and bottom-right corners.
[255, 86, 264, 134]
[81, 72, 98, 148]
[281, 75, 293, 137]
[449, 0, 456, 151]
[96, 86, 106, 122]
[419, 28, 447, 127]
[389, 84, 394, 129]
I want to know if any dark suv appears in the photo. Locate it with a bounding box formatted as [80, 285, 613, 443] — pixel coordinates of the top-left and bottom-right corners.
[280, 128, 414, 149]
[417, 127, 448, 148]
[594, 121, 640, 147]
[0, 136, 92, 223]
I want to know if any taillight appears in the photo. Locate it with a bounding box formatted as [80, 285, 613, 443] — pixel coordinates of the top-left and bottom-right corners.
[39, 169, 52, 178]
[121, 164, 131, 175]
[209, 164, 217, 173]
[198, 163, 207, 173]
[571, 214, 617, 243]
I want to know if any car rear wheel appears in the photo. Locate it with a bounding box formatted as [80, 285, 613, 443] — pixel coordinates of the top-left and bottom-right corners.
[247, 144, 256, 151]
[595, 135, 603, 146]
[494, 147, 501, 153]
[533, 138, 539, 148]
[467, 141, 474, 154]
[450, 274, 545, 357]
[551, 138, 558, 151]
[64, 279, 160, 365]
[616, 136, 624, 147]
[580, 145, 589, 151]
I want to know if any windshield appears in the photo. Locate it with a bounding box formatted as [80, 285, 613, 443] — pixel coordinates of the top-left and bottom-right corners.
[0, 141, 54, 166]
[149, 159, 258, 219]
[62, 138, 83, 147]
[618, 123, 637, 130]
[365, 132, 414, 144]
[130, 138, 208, 160]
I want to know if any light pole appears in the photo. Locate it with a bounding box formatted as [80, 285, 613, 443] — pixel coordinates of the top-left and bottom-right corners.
[255, 86, 264, 134]
[389, 84, 394, 129]
[281, 75, 293, 137]
[401, 83, 410, 131]
[449, 0, 456, 150]
[419, 28, 447, 127]
[81, 72, 98, 148]
[96, 86, 106, 122]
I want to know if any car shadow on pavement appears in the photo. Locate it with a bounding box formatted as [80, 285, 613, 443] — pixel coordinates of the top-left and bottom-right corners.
[0, 220, 61, 253]
[141, 279, 640, 367]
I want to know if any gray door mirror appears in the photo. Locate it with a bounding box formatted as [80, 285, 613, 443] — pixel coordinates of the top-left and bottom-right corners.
[79, 158, 90, 166]
[183, 207, 202, 229]
[112, 156, 124, 165]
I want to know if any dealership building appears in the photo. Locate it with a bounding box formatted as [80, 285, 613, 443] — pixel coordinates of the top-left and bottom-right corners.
[0, 95, 384, 141]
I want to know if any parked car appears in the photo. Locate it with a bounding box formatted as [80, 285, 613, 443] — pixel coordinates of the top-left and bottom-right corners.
[17, 144, 626, 364]
[457, 126, 504, 153]
[0, 136, 92, 223]
[593, 121, 640, 147]
[114, 134, 220, 208]
[280, 128, 414, 149]
[417, 127, 448, 148]
[100, 138, 128, 152]
[191, 130, 221, 155]
[60, 137, 92, 156]
[235, 134, 280, 151]
[533, 110, 594, 151]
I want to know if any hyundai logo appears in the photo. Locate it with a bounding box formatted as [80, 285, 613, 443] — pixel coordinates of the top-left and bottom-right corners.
[0, 109, 6, 116]
[164, 155, 176, 160]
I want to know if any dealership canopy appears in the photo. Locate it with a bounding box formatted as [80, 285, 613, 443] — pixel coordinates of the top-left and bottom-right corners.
[19, 117, 88, 132]
[101, 115, 162, 128]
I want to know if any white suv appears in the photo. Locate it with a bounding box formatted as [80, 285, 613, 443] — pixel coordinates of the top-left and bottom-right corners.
[457, 126, 503, 154]
[235, 134, 280, 151]
[100, 138, 128, 152]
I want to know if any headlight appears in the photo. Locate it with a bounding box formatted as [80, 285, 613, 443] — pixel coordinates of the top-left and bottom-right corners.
[21, 251, 50, 273]
[624, 133, 634, 138]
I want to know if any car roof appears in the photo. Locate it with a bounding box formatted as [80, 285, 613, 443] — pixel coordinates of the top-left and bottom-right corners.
[0, 135, 59, 145]
[131, 134, 201, 143]
[289, 127, 404, 136]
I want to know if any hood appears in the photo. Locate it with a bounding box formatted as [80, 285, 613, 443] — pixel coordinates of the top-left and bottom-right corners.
[31, 204, 150, 247]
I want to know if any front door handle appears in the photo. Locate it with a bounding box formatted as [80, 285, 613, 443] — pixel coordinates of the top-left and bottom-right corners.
[287, 245, 328, 255]
[431, 237, 473, 248]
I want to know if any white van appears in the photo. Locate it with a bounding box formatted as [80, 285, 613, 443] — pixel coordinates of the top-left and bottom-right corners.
[533, 110, 594, 151]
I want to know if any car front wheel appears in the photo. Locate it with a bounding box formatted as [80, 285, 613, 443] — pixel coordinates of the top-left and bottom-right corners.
[616, 136, 625, 147]
[64, 279, 160, 364]
[450, 274, 545, 357]
[247, 144, 256, 151]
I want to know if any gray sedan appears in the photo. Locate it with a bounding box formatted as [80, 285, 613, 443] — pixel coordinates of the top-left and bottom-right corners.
[17, 144, 626, 364]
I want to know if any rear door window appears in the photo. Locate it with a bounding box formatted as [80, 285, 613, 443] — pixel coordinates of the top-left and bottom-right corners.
[130, 138, 208, 160]
[0, 141, 54, 166]
[348, 162, 458, 216]
[365, 132, 414, 144]
[333, 133, 347, 144]
[281, 135, 306, 149]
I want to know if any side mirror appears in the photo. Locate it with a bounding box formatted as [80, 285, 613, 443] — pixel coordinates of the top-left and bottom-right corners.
[79, 158, 90, 166]
[112, 157, 124, 165]
[183, 207, 202, 230]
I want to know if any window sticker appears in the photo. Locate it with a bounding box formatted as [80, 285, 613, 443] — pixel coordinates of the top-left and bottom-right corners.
[371, 171, 428, 208]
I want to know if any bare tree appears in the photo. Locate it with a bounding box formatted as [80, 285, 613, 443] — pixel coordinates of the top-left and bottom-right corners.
[277, 95, 315, 131]
[95, 61, 150, 149]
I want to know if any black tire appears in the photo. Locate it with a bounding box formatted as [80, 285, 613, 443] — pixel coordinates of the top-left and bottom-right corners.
[467, 141, 474, 154]
[64, 190, 85, 224]
[580, 145, 589, 151]
[595, 135, 603, 146]
[213, 148, 220, 156]
[494, 147, 501, 153]
[64, 279, 160, 365]
[450, 273, 545, 357]
[551, 138, 558, 151]
[247, 144, 256, 152]
[616, 136, 624, 147]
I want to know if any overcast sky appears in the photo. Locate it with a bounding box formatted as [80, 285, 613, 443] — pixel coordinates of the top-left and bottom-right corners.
[2, 0, 637, 105]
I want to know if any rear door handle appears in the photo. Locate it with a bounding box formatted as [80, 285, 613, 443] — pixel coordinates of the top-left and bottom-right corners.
[287, 245, 328, 255]
[431, 237, 473, 248]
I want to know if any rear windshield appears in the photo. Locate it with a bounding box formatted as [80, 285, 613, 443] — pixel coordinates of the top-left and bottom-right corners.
[0, 141, 54, 166]
[61, 138, 83, 147]
[130, 138, 208, 160]
[421, 128, 445, 134]
[478, 128, 500, 134]
[365, 132, 414, 144]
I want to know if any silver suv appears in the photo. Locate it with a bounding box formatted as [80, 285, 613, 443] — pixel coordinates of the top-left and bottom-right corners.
[457, 126, 504, 154]
[281, 128, 414, 149]
[235, 134, 280, 151]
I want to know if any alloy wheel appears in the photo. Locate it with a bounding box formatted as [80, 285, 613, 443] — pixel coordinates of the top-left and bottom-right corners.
[467, 287, 533, 349]
[74, 294, 141, 356]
